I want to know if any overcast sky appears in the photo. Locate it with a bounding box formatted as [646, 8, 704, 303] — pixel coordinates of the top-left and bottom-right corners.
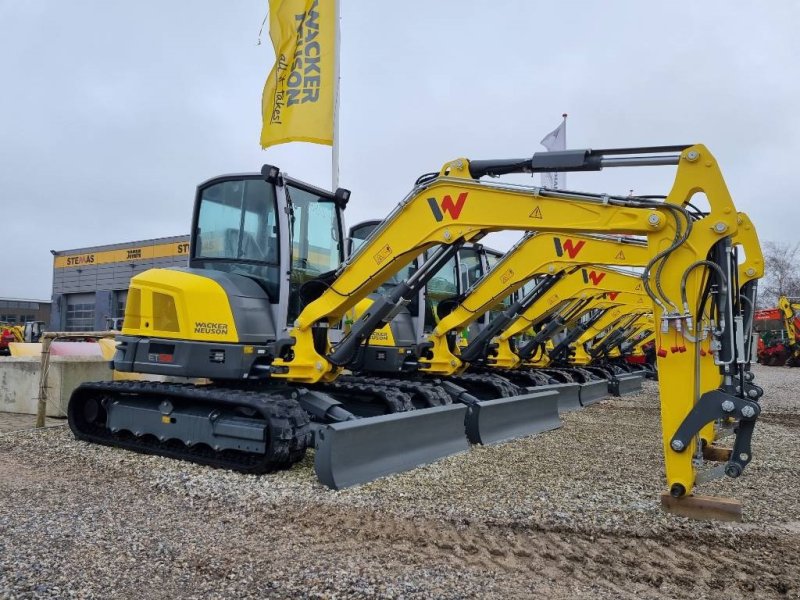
[1, 1, 798, 299]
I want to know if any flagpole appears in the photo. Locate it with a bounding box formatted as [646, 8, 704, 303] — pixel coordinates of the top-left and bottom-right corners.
[559, 112, 567, 190]
[331, 0, 341, 191]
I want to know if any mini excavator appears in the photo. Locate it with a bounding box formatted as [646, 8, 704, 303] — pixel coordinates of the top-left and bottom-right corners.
[68, 144, 763, 517]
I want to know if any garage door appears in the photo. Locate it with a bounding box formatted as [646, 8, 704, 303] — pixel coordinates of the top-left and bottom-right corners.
[65, 293, 95, 332]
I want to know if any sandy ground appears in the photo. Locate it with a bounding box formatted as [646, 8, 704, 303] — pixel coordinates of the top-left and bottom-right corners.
[0, 364, 798, 599]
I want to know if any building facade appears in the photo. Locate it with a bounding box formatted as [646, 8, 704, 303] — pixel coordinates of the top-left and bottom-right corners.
[51, 235, 190, 331]
[0, 298, 51, 326]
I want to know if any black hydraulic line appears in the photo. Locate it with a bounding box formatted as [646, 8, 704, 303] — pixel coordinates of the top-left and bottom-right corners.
[590, 324, 637, 359]
[457, 274, 563, 363]
[548, 311, 608, 364]
[648, 202, 692, 311]
[708, 239, 737, 380]
[515, 316, 569, 361]
[328, 244, 462, 367]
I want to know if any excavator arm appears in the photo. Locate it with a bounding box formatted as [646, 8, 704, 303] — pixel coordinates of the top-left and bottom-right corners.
[778, 295, 800, 349]
[571, 304, 652, 365]
[418, 232, 651, 375]
[271, 147, 691, 384]
[530, 291, 648, 367]
[489, 267, 649, 369]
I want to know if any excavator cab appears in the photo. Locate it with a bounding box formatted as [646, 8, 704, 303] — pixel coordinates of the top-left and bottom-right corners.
[192, 170, 347, 330]
[112, 168, 348, 380]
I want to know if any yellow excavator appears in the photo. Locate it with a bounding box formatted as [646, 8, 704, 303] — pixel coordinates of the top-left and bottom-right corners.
[478, 268, 649, 370]
[342, 231, 655, 413]
[415, 234, 651, 383]
[68, 144, 762, 511]
[570, 308, 654, 366]
[777, 295, 800, 366]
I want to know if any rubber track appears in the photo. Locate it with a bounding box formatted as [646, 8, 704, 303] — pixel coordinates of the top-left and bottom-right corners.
[476, 367, 553, 388]
[338, 374, 453, 407]
[535, 369, 576, 384]
[68, 380, 311, 474]
[314, 379, 415, 413]
[447, 372, 523, 398]
[553, 367, 601, 383]
[583, 366, 616, 380]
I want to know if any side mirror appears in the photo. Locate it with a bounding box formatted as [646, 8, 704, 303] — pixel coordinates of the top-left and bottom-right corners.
[261, 164, 281, 184]
[334, 187, 351, 209]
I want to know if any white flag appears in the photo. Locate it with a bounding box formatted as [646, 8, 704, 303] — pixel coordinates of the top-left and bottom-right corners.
[540, 115, 567, 189]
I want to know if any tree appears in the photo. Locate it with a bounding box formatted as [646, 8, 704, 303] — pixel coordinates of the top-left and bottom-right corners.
[758, 240, 800, 308]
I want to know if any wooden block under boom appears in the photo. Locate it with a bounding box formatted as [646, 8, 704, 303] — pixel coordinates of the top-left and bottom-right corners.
[702, 445, 733, 462]
[660, 493, 742, 522]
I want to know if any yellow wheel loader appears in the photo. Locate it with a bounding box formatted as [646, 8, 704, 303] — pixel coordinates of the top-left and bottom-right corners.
[68, 144, 763, 510]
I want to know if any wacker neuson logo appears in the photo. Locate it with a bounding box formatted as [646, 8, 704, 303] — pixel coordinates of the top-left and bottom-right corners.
[194, 322, 228, 336]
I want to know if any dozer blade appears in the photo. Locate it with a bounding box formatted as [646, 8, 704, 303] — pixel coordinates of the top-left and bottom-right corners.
[579, 379, 609, 406]
[527, 382, 582, 413]
[313, 404, 469, 489]
[464, 389, 561, 445]
[610, 373, 643, 396]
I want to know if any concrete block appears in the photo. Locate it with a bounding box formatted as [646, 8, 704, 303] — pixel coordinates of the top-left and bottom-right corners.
[0, 356, 112, 417]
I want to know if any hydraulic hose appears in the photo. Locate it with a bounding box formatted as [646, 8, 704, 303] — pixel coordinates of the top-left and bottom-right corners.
[680, 260, 728, 318]
[606, 196, 692, 313]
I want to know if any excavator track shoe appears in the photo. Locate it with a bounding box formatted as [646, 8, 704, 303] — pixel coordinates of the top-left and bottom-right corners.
[313, 404, 469, 489]
[579, 380, 609, 406]
[610, 374, 644, 397]
[464, 389, 561, 445]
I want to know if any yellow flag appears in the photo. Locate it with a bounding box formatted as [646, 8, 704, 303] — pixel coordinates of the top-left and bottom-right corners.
[261, 0, 336, 149]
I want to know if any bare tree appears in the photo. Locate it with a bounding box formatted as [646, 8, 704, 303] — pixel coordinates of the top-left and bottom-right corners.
[758, 240, 800, 307]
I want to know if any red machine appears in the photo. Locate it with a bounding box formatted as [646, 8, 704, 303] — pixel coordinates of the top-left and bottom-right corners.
[754, 306, 798, 366]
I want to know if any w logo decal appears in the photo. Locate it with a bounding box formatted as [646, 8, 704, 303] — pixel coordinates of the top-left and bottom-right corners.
[581, 269, 606, 286]
[428, 192, 468, 222]
[553, 237, 586, 259]
[607, 291, 621, 301]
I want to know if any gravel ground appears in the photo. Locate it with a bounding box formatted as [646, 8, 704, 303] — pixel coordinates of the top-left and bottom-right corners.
[1, 364, 798, 599]
[0, 414, 61, 435]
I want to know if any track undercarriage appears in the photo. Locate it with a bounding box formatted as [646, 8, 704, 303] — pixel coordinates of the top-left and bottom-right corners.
[68, 370, 563, 489]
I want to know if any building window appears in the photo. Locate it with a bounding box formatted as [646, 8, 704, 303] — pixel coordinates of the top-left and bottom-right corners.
[20, 315, 36, 323]
[65, 303, 95, 332]
[0, 314, 16, 324]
